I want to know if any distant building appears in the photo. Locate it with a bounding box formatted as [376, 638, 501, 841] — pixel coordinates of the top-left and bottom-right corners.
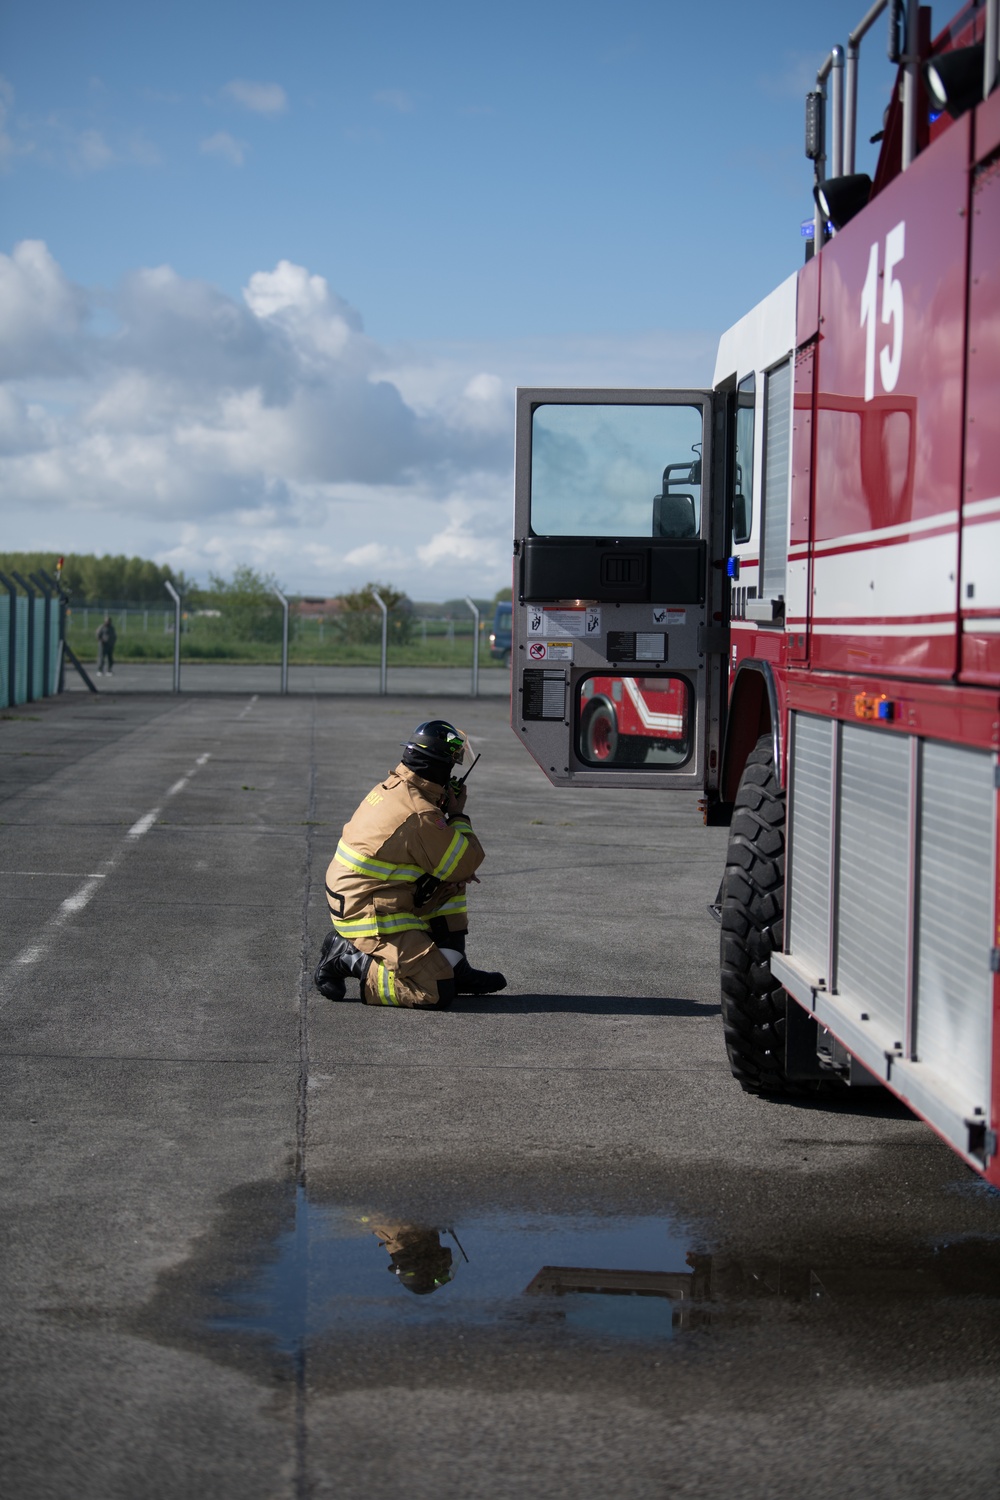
[295, 597, 344, 620]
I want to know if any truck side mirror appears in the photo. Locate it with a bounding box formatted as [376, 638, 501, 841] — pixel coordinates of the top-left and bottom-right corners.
[653, 492, 697, 539]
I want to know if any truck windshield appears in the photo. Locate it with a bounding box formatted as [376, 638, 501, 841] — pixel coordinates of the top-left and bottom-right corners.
[530, 402, 703, 538]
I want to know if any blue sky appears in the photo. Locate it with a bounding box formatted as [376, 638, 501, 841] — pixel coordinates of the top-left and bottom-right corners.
[1, 0, 897, 599]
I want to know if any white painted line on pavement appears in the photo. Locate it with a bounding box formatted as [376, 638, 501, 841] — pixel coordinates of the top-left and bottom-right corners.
[0, 749, 213, 1008]
[127, 809, 160, 839]
[0, 872, 108, 878]
[237, 695, 259, 721]
[59, 877, 106, 916]
[165, 751, 211, 800]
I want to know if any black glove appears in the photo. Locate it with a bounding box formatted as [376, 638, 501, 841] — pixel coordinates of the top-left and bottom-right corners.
[414, 872, 441, 907]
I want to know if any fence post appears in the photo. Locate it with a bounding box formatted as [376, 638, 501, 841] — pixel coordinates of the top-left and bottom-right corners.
[464, 596, 480, 699]
[371, 590, 388, 696]
[164, 581, 182, 693]
[273, 586, 289, 694]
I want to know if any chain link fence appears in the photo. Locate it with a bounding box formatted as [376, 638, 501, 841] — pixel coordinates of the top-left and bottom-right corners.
[56, 593, 509, 697]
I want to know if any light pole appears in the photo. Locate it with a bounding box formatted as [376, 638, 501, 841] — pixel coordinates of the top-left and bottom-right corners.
[371, 590, 388, 696]
[273, 586, 289, 694]
[165, 581, 181, 693]
[464, 596, 480, 699]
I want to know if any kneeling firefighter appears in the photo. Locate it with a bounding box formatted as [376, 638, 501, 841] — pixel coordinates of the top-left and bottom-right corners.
[315, 719, 507, 1008]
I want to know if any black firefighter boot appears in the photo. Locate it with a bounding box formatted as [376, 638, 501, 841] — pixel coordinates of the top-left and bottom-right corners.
[314, 931, 373, 1001]
[453, 957, 507, 996]
[428, 920, 507, 997]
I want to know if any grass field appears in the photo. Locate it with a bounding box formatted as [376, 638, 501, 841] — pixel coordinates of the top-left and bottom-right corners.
[67, 611, 502, 668]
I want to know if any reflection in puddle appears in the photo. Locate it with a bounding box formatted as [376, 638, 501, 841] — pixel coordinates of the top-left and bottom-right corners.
[204, 1191, 1000, 1356]
[207, 1194, 695, 1350]
[373, 1222, 459, 1295]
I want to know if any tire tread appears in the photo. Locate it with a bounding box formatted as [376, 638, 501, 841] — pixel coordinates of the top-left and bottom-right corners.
[720, 733, 839, 1097]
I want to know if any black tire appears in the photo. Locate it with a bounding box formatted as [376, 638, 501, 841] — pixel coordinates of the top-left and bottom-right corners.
[719, 734, 838, 1096]
[620, 735, 651, 765]
[582, 700, 618, 761]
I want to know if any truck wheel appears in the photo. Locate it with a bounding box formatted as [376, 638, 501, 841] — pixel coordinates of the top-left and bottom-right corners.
[719, 734, 836, 1096]
[583, 700, 618, 761]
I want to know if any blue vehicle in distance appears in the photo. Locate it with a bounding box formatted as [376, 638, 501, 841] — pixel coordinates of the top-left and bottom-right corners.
[489, 601, 512, 667]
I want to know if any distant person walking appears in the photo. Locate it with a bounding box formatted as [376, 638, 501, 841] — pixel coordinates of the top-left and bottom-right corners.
[96, 616, 117, 677]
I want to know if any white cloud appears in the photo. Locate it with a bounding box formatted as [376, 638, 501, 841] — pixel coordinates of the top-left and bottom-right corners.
[200, 130, 246, 166]
[72, 128, 114, 172]
[0, 241, 714, 600]
[0, 90, 160, 175]
[343, 541, 390, 569]
[417, 492, 510, 570]
[223, 79, 288, 116]
[374, 89, 414, 113]
[0, 241, 86, 379]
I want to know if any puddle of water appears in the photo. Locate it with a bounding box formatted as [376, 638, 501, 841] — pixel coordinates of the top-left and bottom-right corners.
[204, 1189, 1000, 1357]
[207, 1191, 695, 1352]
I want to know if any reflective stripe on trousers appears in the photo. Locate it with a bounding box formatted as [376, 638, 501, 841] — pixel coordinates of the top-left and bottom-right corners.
[375, 964, 398, 1006]
[331, 911, 430, 941]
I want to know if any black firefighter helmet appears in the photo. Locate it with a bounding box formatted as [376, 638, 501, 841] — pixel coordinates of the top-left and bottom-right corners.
[401, 719, 466, 783]
[387, 1231, 456, 1295]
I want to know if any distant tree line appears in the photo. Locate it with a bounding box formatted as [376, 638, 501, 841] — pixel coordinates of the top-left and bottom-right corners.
[0, 552, 190, 604]
[0, 554, 512, 637]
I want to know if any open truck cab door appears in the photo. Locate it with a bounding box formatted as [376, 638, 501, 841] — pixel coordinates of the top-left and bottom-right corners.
[512, 387, 730, 794]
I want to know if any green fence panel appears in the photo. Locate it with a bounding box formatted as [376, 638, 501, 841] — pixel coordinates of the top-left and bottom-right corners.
[14, 595, 28, 706]
[0, 595, 63, 705]
[30, 596, 45, 700]
[47, 599, 61, 694]
[0, 594, 9, 709]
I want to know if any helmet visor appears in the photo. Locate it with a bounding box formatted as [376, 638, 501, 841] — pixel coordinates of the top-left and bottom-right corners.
[446, 729, 468, 765]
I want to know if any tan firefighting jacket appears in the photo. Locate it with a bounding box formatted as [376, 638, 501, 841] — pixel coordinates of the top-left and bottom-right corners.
[325, 762, 484, 952]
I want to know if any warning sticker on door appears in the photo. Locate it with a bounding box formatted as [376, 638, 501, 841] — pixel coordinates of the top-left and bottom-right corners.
[527, 607, 601, 638]
[528, 639, 574, 662]
[522, 669, 567, 720]
[651, 607, 686, 626]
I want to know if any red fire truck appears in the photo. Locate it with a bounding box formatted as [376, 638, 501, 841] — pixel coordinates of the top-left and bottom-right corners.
[511, 0, 1000, 1185]
[580, 676, 689, 763]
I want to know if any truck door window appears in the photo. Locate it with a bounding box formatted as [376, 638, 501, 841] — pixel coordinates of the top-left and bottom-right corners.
[578, 674, 692, 767]
[761, 358, 792, 602]
[531, 403, 703, 538]
[733, 374, 755, 545]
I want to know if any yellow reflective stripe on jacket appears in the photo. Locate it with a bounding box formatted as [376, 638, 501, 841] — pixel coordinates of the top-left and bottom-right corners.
[435, 893, 468, 918]
[334, 841, 422, 883]
[376, 964, 399, 1006]
[432, 829, 470, 881]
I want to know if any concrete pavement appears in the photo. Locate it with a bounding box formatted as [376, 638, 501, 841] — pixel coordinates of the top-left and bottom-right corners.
[1, 689, 998, 1499]
[62, 662, 509, 696]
